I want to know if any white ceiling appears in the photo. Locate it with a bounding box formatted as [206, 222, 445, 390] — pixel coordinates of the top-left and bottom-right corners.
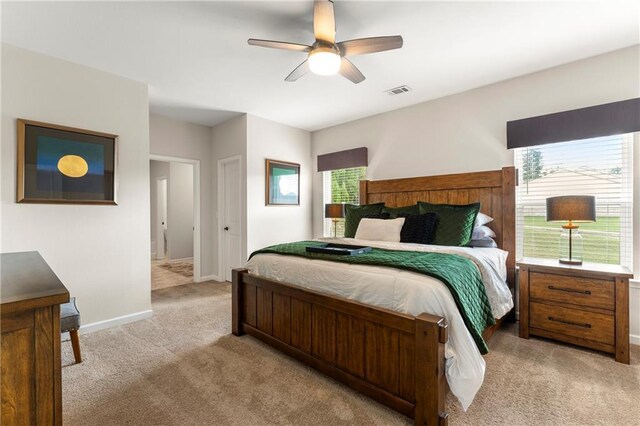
[2, 1, 638, 131]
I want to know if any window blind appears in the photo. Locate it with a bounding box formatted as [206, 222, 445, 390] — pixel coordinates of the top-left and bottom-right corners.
[515, 134, 634, 268]
[322, 167, 366, 237]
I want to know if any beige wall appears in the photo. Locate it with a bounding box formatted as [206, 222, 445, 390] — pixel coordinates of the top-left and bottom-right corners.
[211, 114, 248, 278]
[149, 113, 214, 277]
[1, 44, 151, 328]
[312, 46, 640, 235]
[311, 45, 640, 343]
[210, 114, 313, 278]
[167, 162, 194, 260]
[246, 115, 312, 255]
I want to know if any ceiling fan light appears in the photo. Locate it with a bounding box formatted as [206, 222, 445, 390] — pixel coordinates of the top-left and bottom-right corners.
[308, 50, 341, 76]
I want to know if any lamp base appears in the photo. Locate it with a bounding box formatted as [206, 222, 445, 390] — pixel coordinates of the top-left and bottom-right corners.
[559, 259, 582, 266]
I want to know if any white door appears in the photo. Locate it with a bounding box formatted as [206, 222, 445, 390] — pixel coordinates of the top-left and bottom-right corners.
[156, 178, 168, 260]
[222, 158, 242, 281]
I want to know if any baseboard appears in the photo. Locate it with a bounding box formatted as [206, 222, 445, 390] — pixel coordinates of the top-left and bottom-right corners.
[150, 251, 156, 259]
[62, 309, 153, 340]
[196, 274, 223, 282]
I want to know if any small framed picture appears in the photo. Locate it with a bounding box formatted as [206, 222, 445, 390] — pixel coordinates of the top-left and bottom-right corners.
[17, 119, 118, 204]
[266, 159, 300, 206]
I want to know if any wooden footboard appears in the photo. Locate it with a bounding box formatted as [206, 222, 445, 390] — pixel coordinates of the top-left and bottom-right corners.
[232, 269, 449, 426]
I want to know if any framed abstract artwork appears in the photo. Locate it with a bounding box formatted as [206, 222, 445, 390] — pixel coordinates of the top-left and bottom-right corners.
[17, 119, 118, 204]
[265, 159, 300, 206]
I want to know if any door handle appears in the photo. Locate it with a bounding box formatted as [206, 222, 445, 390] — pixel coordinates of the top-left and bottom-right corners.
[548, 316, 591, 329]
[224, 226, 229, 231]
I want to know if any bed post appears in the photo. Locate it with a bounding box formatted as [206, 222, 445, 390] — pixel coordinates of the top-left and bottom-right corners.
[501, 166, 516, 290]
[414, 313, 448, 426]
[359, 180, 369, 204]
[232, 268, 247, 336]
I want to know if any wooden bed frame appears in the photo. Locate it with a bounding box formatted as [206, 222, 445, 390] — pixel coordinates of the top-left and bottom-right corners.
[232, 166, 516, 425]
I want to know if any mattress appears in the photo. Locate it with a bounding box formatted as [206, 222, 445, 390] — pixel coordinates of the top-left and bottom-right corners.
[246, 237, 514, 410]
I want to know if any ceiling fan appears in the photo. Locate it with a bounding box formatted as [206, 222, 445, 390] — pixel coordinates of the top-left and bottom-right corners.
[248, 0, 403, 84]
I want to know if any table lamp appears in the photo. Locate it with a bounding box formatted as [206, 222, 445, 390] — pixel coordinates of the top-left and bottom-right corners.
[325, 203, 345, 237]
[546, 195, 596, 265]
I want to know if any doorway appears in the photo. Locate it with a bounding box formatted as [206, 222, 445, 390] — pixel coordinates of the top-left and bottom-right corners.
[149, 155, 201, 290]
[218, 155, 243, 282]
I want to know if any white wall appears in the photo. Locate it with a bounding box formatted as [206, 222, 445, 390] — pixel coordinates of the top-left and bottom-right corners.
[311, 46, 639, 236]
[312, 46, 639, 236]
[149, 160, 169, 256]
[311, 45, 640, 343]
[1, 44, 151, 327]
[246, 115, 312, 255]
[149, 113, 214, 276]
[167, 162, 194, 260]
[211, 114, 247, 277]
[209, 114, 312, 279]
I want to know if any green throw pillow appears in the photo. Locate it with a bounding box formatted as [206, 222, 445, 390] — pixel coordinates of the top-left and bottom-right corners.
[418, 202, 481, 246]
[382, 204, 419, 218]
[344, 203, 385, 238]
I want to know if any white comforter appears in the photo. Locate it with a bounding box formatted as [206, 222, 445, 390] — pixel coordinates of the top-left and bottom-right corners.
[246, 238, 514, 410]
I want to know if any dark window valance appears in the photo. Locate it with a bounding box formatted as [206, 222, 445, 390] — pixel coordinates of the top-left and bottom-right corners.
[507, 98, 640, 149]
[317, 147, 368, 172]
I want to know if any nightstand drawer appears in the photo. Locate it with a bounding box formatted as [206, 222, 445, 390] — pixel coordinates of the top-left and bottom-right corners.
[529, 272, 614, 310]
[530, 302, 614, 345]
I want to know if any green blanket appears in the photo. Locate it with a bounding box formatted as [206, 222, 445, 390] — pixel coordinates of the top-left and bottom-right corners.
[251, 241, 495, 354]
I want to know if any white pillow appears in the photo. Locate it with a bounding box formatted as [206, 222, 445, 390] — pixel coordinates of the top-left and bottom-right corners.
[469, 237, 498, 248]
[474, 212, 493, 228]
[355, 218, 405, 242]
[472, 225, 496, 240]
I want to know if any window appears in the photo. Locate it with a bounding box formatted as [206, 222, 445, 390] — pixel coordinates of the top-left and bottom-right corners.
[322, 167, 366, 237]
[515, 134, 634, 268]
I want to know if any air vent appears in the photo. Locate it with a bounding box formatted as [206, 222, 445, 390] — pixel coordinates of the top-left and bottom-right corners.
[385, 85, 412, 95]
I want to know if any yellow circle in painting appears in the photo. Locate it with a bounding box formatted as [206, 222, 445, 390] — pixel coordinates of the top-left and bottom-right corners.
[57, 155, 89, 178]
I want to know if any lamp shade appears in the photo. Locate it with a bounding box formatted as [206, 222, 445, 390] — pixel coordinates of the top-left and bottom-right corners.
[325, 203, 346, 219]
[546, 196, 596, 222]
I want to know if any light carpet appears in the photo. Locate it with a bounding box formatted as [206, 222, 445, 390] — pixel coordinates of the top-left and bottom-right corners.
[158, 261, 194, 278]
[62, 282, 639, 425]
[151, 259, 193, 290]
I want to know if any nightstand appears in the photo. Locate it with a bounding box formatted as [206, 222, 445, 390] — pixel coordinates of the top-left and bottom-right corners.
[518, 258, 633, 364]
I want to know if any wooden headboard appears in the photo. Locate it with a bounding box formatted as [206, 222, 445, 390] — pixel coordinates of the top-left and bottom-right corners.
[359, 166, 516, 289]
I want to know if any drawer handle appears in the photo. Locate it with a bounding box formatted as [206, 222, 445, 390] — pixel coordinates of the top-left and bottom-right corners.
[548, 285, 591, 295]
[548, 316, 591, 329]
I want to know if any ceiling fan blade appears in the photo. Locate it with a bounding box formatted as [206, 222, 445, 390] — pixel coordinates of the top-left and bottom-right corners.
[248, 39, 311, 52]
[314, 0, 336, 44]
[285, 60, 310, 82]
[339, 58, 365, 84]
[338, 36, 403, 57]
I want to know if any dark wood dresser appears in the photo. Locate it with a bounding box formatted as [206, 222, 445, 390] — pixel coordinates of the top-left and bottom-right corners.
[1, 252, 69, 425]
[518, 257, 633, 363]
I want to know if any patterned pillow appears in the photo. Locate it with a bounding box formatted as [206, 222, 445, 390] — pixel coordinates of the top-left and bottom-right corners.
[398, 212, 438, 245]
[417, 202, 481, 246]
[344, 203, 385, 238]
[382, 204, 419, 218]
